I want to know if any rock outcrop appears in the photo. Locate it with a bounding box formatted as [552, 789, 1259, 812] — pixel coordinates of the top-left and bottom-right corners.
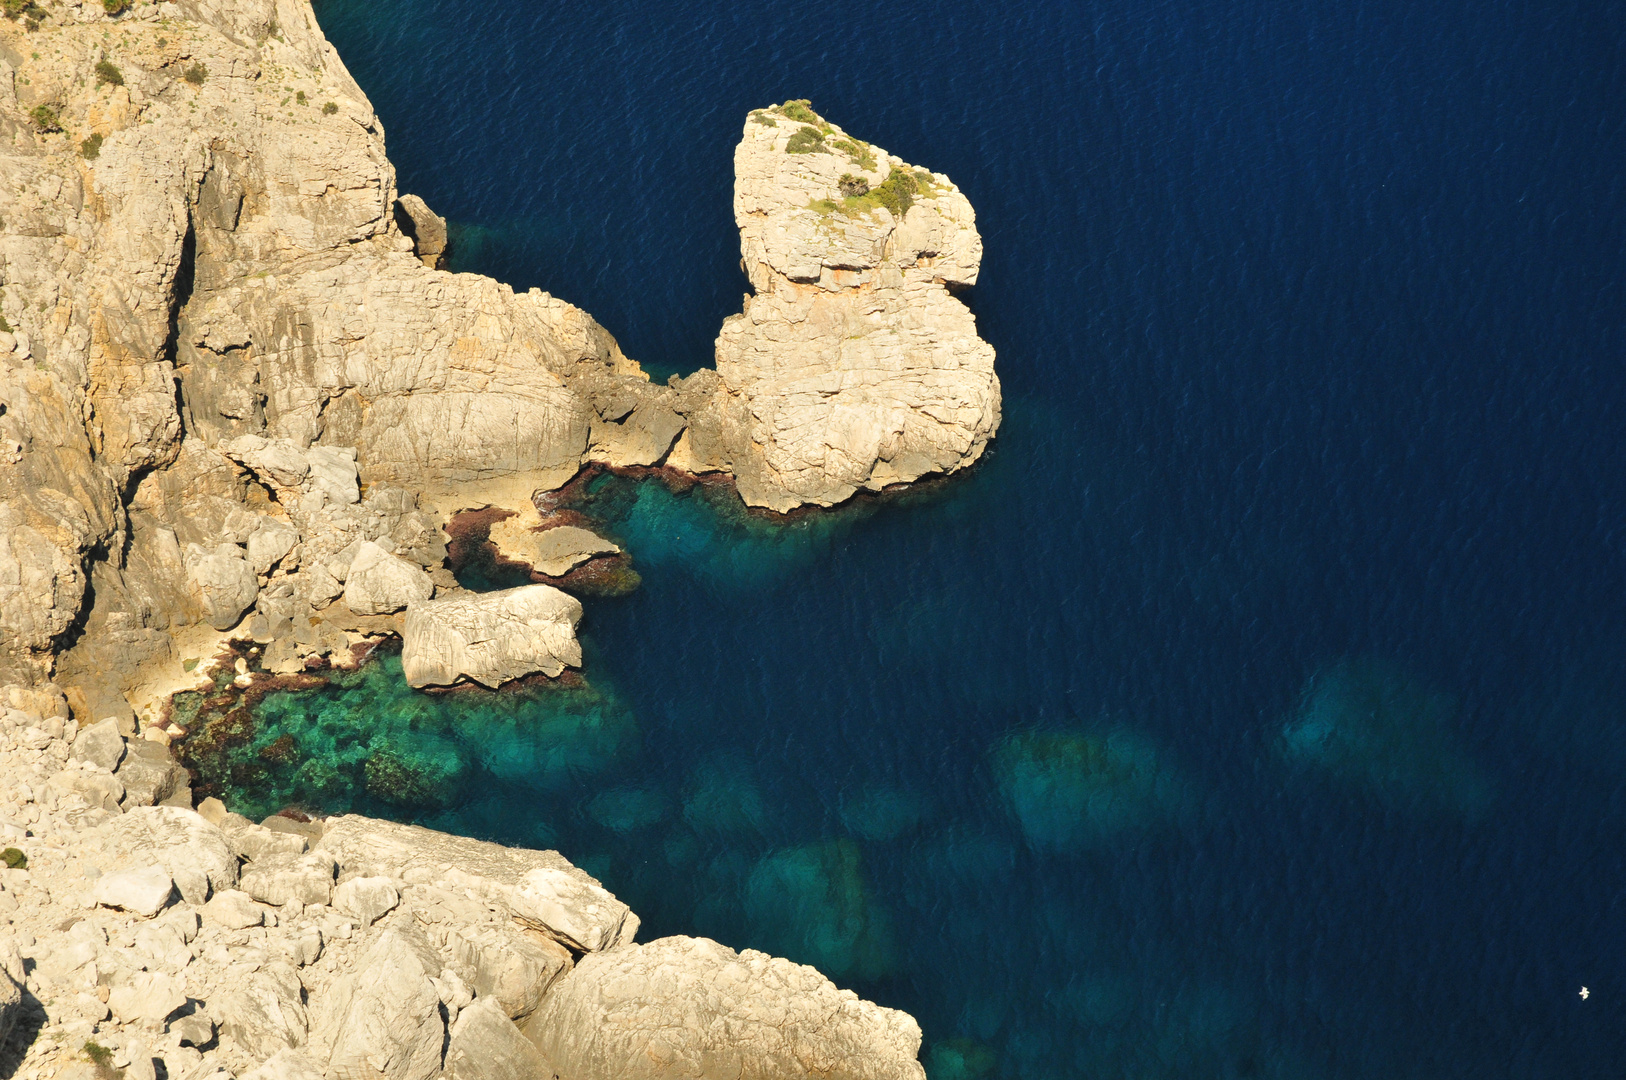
[0, 696, 926, 1080]
[1, 13, 996, 699]
[523, 936, 927, 1080]
[668, 101, 1001, 511]
[401, 585, 583, 688]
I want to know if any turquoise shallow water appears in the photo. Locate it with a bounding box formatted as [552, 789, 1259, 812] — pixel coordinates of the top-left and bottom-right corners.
[198, 1, 1626, 1076]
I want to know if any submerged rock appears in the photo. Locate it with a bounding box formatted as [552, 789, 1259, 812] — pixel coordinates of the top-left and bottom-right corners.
[401, 585, 583, 688]
[1281, 657, 1492, 817]
[744, 839, 897, 982]
[522, 935, 926, 1080]
[992, 728, 1190, 851]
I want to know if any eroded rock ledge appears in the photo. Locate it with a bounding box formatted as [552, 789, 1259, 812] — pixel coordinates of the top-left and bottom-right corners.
[0, 690, 927, 1080]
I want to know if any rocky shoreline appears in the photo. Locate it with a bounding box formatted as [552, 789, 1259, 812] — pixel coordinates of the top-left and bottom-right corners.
[0, 691, 927, 1080]
[1, 0, 1001, 1075]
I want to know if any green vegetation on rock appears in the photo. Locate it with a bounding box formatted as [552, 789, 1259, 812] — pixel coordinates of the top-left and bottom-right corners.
[837, 173, 869, 198]
[29, 104, 60, 133]
[322, 100, 338, 115]
[183, 63, 208, 85]
[778, 98, 818, 124]
[785, 125, 825, 154]
[748, 109, 777, 127]
[830, 137, 876, 170]
[94, 59, 123, 87]
[102, 0, 130, 15]
[1, 847, 26, 869]
[79, 132, 103, 159]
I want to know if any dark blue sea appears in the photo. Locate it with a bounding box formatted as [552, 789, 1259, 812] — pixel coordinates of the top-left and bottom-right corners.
[246, 1, 1626, 1075]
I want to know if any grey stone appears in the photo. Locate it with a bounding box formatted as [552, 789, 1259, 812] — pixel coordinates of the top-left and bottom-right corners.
[94, 865, 175, 917]
[71, 717, 126, 771]
[214, 963, 308, 1059]
[117, 740, 188, 808]
[317, 815, 637, 952]
[432, 921, 572, 1021]
[247, 518, 299, 576]
[401, 585, 583, 689]
[95, 806, 239, 904]
[395, 194, 449, 269]
[445, 998, 549, 1080]
[108, 971, 188, 1025]
[331, 875, 398, 927]
[202, 889, 266, 930]
[343, 540, 433, 615]
[171, 1012, 216, 1049]
[220, 813, 309, 861]
[312, 926, 445, 1080]
[185, 543, 259, 631]
[240, 851, 336, 906]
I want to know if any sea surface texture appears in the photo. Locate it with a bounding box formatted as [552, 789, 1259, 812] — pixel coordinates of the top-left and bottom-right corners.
[230, 1, 1624, 1075]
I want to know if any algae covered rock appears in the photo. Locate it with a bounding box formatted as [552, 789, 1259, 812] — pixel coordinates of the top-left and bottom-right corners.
[992, 728, 1190, 851]
[744, 839, 896, 982]
[1281, 657, 1492, 817]
[401, 584, 583, 688]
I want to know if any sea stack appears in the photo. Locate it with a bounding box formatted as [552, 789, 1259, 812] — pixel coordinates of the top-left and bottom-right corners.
[671, 101, 1002, 512]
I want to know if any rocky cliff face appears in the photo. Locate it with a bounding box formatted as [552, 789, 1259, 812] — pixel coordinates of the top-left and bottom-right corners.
[1, 1, 997, 696]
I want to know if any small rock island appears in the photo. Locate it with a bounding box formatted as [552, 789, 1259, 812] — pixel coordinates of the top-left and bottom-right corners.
[0, 1, 1001, 1077]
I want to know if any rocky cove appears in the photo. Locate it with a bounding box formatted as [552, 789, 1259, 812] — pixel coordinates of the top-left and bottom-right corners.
[0, 0, 1002, 1078]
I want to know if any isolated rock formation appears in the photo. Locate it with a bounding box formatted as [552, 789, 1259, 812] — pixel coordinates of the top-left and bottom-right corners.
[668, 101, 1002, 511]
[400, 585, 583, 688]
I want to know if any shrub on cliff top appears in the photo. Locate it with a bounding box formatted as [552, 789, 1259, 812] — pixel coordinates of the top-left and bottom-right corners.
[29, 104, 61, 133]
[94, 59, 124, 87]
[831, 137, 877, 171]
[785, 125, 825, 155]
[102, 0, 129, 15]
[779, 98, 817, 124]
[748, 109, 777, 127]
[838, 173, 869, 198]
[2, 846, 26, 869]
[80, 132, 103, 159]
[871, 167, 920, 217]
[1, 0, 29, 19]
[322, 101, 339, 115]
[183, 62, 208, 85]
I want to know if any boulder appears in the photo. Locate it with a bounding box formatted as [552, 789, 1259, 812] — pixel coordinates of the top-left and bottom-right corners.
[395, 194, 449, 269]
[49, 769, 125, 812]
[432, 920, 572, 1020]
[331, 875, 399, 927]
[240, 851, 337, 906]
[310, 926, 446, 1080]
[185, 543, 260, 631]
[679, 103, 1001, 511]
[71, 717, 126, 771]
[203, 889, 266, 930]
[247, 518, 299, 576]
[214, 963, 308, 1059]
[488, 520, 620, 577]
[95, 806, 239, 903]
[445, 998, 549, 1080]
[93, 866, 175, 917]
[220, 813, 309, 861]
[344, 541, 434, 616]
[108, 971, 188, 1025]
[522, 936, 927, 1080]
[401, 585, 582, 689]
[117, 740, 188, 808]
[171, 1013, 217, 1050]
[318, 815, 637, 952]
